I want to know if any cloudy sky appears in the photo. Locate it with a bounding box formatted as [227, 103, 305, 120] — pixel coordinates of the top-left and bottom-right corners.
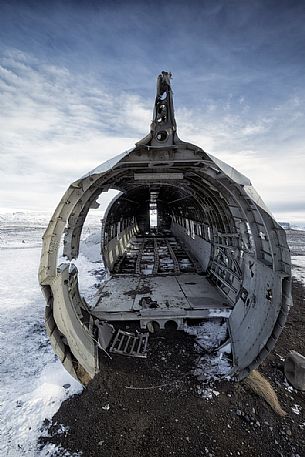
[0, 0, 304, 222]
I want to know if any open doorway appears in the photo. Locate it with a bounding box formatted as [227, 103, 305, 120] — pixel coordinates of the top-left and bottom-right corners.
[149, 191, 158, 230]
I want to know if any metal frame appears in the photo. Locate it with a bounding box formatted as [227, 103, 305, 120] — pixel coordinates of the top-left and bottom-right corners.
[39, 72, 292, 383]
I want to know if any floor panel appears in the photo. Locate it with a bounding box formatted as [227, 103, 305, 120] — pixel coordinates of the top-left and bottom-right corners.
[92, 233, 231, 320]
[92, 273, 230, 315]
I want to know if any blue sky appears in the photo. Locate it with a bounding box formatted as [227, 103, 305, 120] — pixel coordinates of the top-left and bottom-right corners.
[0, 0, 304, 222]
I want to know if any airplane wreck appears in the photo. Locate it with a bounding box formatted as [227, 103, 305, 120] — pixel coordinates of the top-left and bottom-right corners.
[39, 72, 292, 384]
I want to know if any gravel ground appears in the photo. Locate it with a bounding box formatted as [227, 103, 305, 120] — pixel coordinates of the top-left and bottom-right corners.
[39, 277, 305, 457]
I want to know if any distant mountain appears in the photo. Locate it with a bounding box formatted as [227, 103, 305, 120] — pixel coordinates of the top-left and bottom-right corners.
[291, 224, 305, 232]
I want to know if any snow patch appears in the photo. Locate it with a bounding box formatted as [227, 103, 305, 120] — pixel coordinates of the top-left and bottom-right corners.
[292, 404, 302, 415]
[291, 255, 305, 285]
[0, 211, 48, 249]
[2, 362, 81, 456]
[71, 253, 103, 303]
[57, 227, 107, 306]
[0, 245, 82, 457]
[79, 230, 102, 263]
[291, 224, 305, 231]
[185, 320, 228, 351]
[71, 228, 107, 305]
[195, 352, 232, 382]
[39, 444, 82, 457]
[185, 320, 232, 388]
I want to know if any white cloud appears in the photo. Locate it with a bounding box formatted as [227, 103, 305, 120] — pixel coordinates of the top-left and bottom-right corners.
[0, 48, 304, 222]
[175, 98, 305, 221]
[0, 49, 150, 211]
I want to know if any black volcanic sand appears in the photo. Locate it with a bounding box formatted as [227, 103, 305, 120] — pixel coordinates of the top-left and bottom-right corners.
[39, 280, 305, 457]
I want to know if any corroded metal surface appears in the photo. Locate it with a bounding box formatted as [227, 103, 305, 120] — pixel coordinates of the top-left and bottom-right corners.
[39, 72, 292, 383]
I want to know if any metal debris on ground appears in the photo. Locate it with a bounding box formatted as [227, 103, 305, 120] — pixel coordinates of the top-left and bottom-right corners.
[109, 329, 149, 357]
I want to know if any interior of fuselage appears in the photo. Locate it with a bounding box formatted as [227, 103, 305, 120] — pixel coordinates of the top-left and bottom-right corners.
[40, 71, 291, 382]
[90, 184, 241, 340]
